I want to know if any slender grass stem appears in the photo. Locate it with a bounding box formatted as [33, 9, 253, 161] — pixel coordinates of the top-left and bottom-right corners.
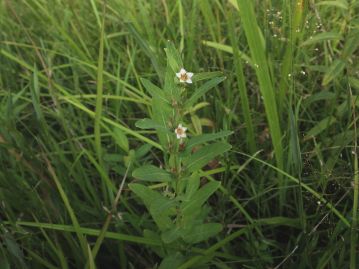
[349, 82, 358, 269]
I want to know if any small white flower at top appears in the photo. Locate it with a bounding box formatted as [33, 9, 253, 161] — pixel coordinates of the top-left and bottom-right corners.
[175, 124, 187, 139]
[176, 68, 193, 84]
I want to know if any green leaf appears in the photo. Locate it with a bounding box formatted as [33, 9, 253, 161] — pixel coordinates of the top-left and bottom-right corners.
[87, 245, 96, 269]
[164, 63, 180, 99]
[316, 1, 348, 10]
[113, 127, 129, 152]
[183, 174, 200, 201]
[322, 59, 346, 86]
[301, 32, 342, 46]
[302, 91, 336, 107]
[150, 198, 177, 218]
[126, 23, 164, 78]
[349, 77, 359, 91]
[349, 77, 359, 90]
[135, 118, 167, 130]
[141, 78, 170, 104]
[304, 116, 337, 140]
[129, 183, 173, 231]
[143, 229, 166, 257]
[149, 198, 176, 231]
[254, 217, 302, 229]
[177, 228, 249, 269]
[181, 223, 223, 244]
[132, 165, 173, 182]
[235, 0, 283, 175]
[3, 233, 27, 269]
[186, 131, 233, 150]
[0, 254, 10, 269]
[159, 252, 186, 269]
[185, 102, 210, 114]
[191, 115, 202, 134]
[129, 183, 165, 208]
[152, 97, 173, 147]
[31, 65, 44, 121]
[186, 77, 226, 108]
[342, 29, 359, 59]
[288, 107, 302, 174]
[161, 228, 182, 244]
[203, 40, 234, 53]
[192, 71, 224, 83]
[201, 40, 253, 66]
[184, 142, 231, 172]
[135, 144, 153, 159]
[164, 41, 183, 73]
[181, 181, 220, 216]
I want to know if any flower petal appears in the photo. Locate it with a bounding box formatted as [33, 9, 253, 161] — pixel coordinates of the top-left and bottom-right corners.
[176, 72, 181, 78]
[180, 68, 186, 75]
[187, 72, 194, 78]
[186, 78, 192, 84]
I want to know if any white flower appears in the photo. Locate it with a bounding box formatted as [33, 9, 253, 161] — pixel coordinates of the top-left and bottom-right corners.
[176, 68, 193, 84]
[175, 124, 187, 139]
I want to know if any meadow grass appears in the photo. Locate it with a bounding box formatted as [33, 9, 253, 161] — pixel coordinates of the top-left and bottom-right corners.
[0, 0, 359, 268]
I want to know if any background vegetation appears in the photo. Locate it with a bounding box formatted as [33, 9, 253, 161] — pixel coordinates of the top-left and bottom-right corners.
[1, 0, 359, 268]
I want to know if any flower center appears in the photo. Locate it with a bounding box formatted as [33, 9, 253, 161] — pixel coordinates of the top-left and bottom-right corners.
[176, 128, 184, 135]
[180, 73, 188, 81]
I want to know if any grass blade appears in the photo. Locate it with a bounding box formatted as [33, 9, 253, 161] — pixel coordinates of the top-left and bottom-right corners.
[227, 8, 256, 154]
[44, 158, 89, 258]
[94, 6, 105, 163]
[234, 0, 283, 169]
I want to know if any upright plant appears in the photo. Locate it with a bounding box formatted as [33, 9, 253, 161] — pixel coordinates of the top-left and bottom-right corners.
[129, 41, 232, 267]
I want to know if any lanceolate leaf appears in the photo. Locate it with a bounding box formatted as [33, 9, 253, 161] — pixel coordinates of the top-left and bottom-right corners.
[301, 32, 342, 46]
[113, 127, 129, 152]
[149, 198, 176, 231]
[126, 23, 164, 78]
[322, 30, 359, 86]
[186, 131, 233, 150]
[152, 97, 173, 148]
[181, 223, 223, 244]
[316, 1, 348, 9]
[184, 142, 231, 172]
[181, 181, 221, 215]
[141, 78, 170, 104]
[186, 76, 226, 108]
[135, 118, 168, 131]
[201, 40, 253, 66]
[161, 228, 182, 244]
[132, 165, 173, 182]
[342, 29, 359, 58]
[159, 252, 186, 269]
[129, 183, 173, 231]
[164, 62, 181, 100]
[164, 41, 183, 73]
[183, 174, 200, 201]
[304, 116, 337, 140]
[128, 183, 163, 208]
[322, 59, 346, 86]
[191, 71, 224, 83]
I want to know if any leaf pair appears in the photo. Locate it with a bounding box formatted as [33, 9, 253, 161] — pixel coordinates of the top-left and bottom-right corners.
[129, 180, 222, 244]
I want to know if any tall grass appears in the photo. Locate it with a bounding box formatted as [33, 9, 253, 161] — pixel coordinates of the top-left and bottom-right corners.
[0, 0, 358, 268]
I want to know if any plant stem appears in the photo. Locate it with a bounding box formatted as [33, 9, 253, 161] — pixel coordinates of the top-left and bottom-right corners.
[349, 82, 358, 269]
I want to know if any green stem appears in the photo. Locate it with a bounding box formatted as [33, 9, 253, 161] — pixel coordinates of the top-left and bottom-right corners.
[350, 85, 358, 269]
